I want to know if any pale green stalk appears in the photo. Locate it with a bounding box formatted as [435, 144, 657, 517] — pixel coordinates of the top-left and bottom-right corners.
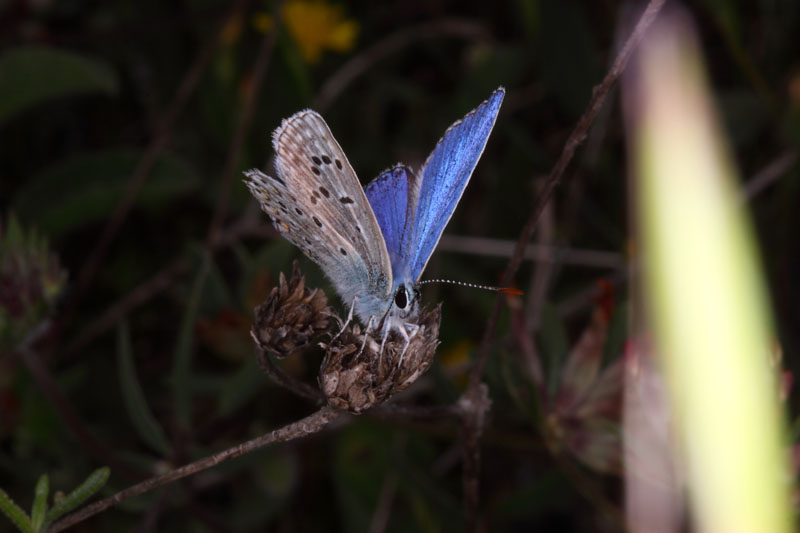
[629, 11, 792, 533]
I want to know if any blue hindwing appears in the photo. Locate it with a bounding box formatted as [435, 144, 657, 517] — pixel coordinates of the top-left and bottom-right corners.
[364, 164, 418, 282]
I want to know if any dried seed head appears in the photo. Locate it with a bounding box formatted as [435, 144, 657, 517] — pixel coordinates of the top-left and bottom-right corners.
[319, 305, 442, 413]
[251, 261, 333, 358]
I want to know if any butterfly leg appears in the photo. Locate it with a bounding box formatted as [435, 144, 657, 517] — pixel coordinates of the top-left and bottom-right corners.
[358, 315, 377, 356]
[379, 326, 390, 356]
[377, 324, 393, 368]
[332, 296, 359, 342]
[396, 323, 420, 367]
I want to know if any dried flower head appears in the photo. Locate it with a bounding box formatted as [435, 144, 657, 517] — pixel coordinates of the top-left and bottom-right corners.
[319, 305, 441, 413]
[251, 261, 332, 358]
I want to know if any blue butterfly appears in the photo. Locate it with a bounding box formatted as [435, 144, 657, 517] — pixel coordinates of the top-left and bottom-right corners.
[245, 87, 504, 343]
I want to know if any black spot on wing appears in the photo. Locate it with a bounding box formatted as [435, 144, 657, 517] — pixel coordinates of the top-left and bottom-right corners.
[311, 166, 321, 176]
[339, 196, 353, 204]
[312, 216, 322, 228]
[335, 159, 342, 170]
[322, 155, 331, 165]
[319, 186, 330, 198]
[311, 156, 322, 165]
[340, 247, 347, 255]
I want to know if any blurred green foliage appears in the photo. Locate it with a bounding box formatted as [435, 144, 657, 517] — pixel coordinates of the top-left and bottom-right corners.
[0, 0, 798, 530]
[0, 215, 66, 350]
[0, 468, 110, 532]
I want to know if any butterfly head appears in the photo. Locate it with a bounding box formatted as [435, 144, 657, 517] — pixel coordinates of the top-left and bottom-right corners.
[370, 282, 421, 337]
[392, 283, 420, 319]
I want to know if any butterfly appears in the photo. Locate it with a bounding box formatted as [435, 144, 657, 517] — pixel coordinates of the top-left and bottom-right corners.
[245, 87, 504, 345]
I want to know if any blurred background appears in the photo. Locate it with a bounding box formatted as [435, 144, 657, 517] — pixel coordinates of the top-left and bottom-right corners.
[1, 0, 799, 530]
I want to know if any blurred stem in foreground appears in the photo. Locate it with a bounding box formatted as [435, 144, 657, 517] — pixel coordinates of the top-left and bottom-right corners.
[624, 7, 792, 533]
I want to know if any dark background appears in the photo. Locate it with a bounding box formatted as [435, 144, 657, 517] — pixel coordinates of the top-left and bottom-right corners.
[1, 0, 799, 530]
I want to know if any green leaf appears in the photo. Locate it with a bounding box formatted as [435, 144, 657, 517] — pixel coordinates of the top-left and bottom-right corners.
[0, 46, 118, 125]
[29, 475, 47, 533]
[45, 467, 110, 524]
[0, 488, 32, 533]
[12, 150, 198, 237]
[117, 322, 171, 456]
[173, 254, 211, 429]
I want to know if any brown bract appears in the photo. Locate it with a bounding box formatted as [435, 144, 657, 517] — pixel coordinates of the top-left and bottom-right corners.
[319, 305, 442, 413]
[251, 261, 333, 358]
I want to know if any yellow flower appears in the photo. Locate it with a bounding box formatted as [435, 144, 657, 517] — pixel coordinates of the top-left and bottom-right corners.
[253, 0, 358, 63]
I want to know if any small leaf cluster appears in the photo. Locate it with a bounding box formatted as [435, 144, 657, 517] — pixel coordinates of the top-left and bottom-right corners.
[0, 468, 109, 533]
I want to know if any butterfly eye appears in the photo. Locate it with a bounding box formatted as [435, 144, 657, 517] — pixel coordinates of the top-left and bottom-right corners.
[394, 286, 408, 309]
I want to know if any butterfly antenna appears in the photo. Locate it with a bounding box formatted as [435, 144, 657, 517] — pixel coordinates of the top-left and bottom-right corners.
[418, 279, 523, 295]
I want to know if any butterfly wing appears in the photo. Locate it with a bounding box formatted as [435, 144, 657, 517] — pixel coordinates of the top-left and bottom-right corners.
[244, 110, 393, 319]
[364, 164, 419, 280]
[403, 87, 504, 283]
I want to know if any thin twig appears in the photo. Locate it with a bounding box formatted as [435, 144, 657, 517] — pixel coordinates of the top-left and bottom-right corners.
[314, 19, 490, 112]
[524, 182, 557, 335]
[207, 6, 281, 245]
[459, 0, 667, 528]
[437, 235, 624, 269]
[741, 148, 797, 201]
[49, 406, 342, 532]
[458, 384, 491, 532]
